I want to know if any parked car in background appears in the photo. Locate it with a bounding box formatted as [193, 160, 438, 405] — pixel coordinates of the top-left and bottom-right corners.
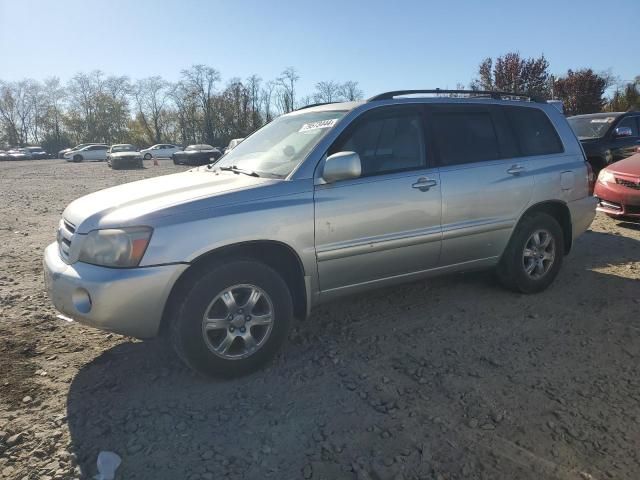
[8, 148, 31, 160]
[107, 144, 143, 169]
[172, 144, 222, 165]
[226, 138, 244, 152]
[140, 144, 182, 160]
[594, 152, 640, 220]
[567, 112, 640, 173]
[25, 146, 49, 159]
[64, 144, 109, 162]
[0, 150, 11, 161]
[44, 90, 596, 378]
[58, 143, 106, 159]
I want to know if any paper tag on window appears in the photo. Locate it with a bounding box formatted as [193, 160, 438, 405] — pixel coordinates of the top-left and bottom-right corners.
[590, 117, 615, 124]
[299, 119, 338, 132]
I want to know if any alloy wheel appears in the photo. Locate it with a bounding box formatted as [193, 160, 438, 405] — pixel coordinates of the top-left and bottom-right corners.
[201, 284, 274, 360]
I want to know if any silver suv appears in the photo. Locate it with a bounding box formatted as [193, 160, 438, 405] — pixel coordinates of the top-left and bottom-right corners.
[44, 90, 597, 377]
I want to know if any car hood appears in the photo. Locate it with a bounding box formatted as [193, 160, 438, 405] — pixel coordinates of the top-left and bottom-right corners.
[63, 168, 278, 233]
[606, 153, 640, 176]
[110, 151, 141, 158]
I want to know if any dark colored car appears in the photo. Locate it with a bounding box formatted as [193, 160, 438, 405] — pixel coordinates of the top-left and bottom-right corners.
[594, 152, 640, 220]
[25, 146, 49, 159]
[567, 112, 640, 173]
[172, 144, 222, 166]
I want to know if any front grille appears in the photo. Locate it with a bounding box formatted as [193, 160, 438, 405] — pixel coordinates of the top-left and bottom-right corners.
[58, 219, 75, 260]
[615, 177, 640, 190]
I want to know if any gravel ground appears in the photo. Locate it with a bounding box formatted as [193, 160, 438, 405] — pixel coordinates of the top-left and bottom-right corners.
[0, 159, 639, 480]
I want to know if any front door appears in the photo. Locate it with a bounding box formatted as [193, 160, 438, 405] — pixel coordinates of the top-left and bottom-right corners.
[314, 105, 442, 292]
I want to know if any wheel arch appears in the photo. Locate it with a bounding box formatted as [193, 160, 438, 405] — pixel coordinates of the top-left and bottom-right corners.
[515, 200, 573, 254]
[159, 240, 308, 336]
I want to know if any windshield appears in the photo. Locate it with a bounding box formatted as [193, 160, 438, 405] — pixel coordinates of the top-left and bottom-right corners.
[186, 144, 213, 151]
[111, 144, 136, 153]
[216, 110, 347, 177]
[568, 115, 618, 140]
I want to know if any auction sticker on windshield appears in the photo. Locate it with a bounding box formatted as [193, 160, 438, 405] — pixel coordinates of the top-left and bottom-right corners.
[299, 119, 338, 132]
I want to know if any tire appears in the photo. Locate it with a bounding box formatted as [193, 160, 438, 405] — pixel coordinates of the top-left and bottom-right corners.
[497, 212, 564, 294]
[170, 259, 293, 378]
[144, 153, 152, 160]
[73, 154, 83, 162]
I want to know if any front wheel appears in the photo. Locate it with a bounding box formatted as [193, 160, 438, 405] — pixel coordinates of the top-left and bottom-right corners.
[144, 153, 152, 160]
[497, 212, 564, 294]
[170, 259, 293, 378]
[73, 154, 83, 162]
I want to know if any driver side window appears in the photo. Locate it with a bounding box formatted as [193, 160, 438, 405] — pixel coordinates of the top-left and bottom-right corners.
[330, 108, 426, 177]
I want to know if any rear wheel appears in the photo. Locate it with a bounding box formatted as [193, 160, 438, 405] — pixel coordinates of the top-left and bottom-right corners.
[170, 259, 293, 378]
[497, 212, 564, 294]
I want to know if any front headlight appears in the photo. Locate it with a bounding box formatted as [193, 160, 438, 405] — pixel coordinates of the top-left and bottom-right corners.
[78, 227, 153, 267]
[597, 170, 615, 185]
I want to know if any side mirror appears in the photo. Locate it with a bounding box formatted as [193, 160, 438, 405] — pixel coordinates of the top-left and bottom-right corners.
[322, 151, 361, 183]
[613, 126, 633, 138]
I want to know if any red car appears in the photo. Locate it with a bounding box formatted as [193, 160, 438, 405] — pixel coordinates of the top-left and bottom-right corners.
[594, 152, 640, 219]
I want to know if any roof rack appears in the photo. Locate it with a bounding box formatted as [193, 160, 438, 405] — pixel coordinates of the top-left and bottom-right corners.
[296, 102, 338, 111]
[367, 89, 546, 103]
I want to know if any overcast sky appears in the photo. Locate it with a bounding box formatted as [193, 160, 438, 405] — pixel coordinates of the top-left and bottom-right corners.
[1, 0, 637, 96]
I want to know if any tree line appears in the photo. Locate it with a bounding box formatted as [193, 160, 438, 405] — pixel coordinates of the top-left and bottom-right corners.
[1, 55, 638, 153]
[471, 52, 639, 116]
[0, 66, 363, 153]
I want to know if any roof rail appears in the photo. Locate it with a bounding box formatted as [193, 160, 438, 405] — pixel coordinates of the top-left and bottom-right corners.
[367, 89, 547, 103]
[296, 102, 338, 111]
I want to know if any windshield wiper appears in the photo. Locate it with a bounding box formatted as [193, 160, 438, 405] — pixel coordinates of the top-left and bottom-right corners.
[218, 165, 260, 177]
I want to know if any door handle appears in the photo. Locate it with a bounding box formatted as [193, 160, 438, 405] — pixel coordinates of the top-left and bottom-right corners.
[411, 177, 438, 191]
[507, 164, 526, 175]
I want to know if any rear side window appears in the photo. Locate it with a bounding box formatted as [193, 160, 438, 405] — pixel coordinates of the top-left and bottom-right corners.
[431, 110, 500, 166]
[504, 107, 563, 156]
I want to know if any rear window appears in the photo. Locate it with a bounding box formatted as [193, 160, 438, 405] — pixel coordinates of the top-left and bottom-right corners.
[504, 107, 563, 157]
[432, 110, 500, 166]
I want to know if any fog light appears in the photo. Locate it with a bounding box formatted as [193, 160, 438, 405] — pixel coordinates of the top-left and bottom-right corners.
[72, 288, 92, 314]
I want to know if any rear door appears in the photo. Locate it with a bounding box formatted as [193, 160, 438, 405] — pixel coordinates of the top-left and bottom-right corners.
[314, 105, 442, 292]
[428, 104, 535, 266]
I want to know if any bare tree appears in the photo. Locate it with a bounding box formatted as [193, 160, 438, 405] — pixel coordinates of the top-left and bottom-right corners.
[181, 65, 221, 144]
[313, 81, 341, 103]
[276, 67, 299, 113]
[338, 81, 364, 101]
[261, 80, 276, 122]
[246, 74, 262, 131]
[134, 76, 170, 144]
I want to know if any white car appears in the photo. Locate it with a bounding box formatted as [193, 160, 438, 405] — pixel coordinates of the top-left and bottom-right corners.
[139, 144, 182, 160]
[64, 144, 109, 162]
[226, 138, 244, 152]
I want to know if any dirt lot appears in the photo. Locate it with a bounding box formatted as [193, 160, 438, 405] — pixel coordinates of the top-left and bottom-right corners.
[0, 159, 639, 480]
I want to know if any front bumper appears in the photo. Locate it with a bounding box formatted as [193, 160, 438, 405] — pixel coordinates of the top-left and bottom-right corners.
[594, 182, 640, 218]
[43, 242, 187, 338]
